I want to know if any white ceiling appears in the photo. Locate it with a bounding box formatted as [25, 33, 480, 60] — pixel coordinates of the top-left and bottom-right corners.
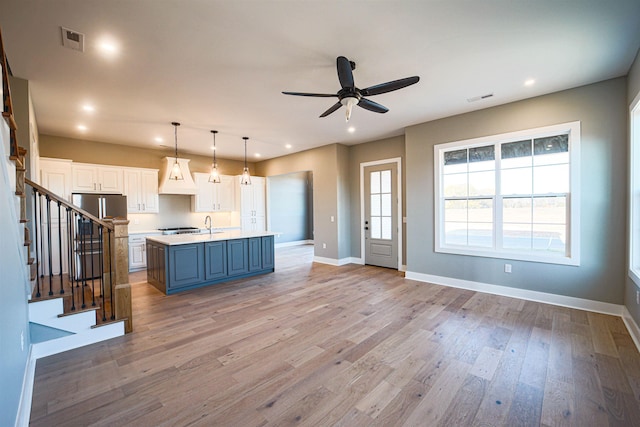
[1, 0, 639, 161]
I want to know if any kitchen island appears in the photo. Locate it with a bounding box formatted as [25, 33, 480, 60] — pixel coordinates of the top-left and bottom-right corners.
[146, 231, 276, 295]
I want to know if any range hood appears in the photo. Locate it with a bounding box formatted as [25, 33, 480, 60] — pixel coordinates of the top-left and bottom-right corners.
[158, 157, 197, 195]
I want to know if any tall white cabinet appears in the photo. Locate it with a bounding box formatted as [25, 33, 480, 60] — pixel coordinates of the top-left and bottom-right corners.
[72, 163, 123, 193]
[238, 176, 265, 231]
[191, 172, 235, 212]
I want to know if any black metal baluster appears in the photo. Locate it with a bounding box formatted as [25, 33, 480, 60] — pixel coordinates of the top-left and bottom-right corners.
[68, 209, 76, 311]
[99, 224, 106, 322]
[90, 219, 96, 307]
[33, 189, 41, 298]
[39, 191, 44, 280]
[108, 228, 115, 320]
[80, 215, 86, 309]
[46, 195, 53, 296]
[57, 201, 64, 294]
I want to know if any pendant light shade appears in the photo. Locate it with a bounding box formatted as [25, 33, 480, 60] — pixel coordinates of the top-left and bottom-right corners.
[208, 130, 221, 183]
[169, 122, 184, 181]
[240, 136, 251, 185]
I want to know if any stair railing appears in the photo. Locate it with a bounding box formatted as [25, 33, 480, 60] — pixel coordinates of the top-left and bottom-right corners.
[25, 178, 133, 332]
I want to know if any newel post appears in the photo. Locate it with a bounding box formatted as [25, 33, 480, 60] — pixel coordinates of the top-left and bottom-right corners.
[105, 218, 132, 333]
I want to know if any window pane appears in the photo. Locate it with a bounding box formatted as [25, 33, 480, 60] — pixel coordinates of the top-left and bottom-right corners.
[371, 217, 381, 239]
[534, 135, 568, 156]
[503, 223, 532, 249]
[370, 171, 380, 194]
[533, 196, 566, 224]
[502, 140, 532, 159]
[503, 197, 532, 224]
[444, 149, 467, 165]
[468, 223, 493, 247]
[445, 222, 467, 245]
[534, 151, 569, 166]
[469, 171, 495, 196]
[501, 168, 532, 195]
[532, 224, 566, 253]
[468, 199, 493, 223]
[381, 170, 391, 193]
[469, 145, 495, 172]
[443, 173, 467, 197]
[381, 217, 392, 240]
[444, 199, 467, 222]
[533, 164, 569, 194]
[370, 194, 380, 216]
[381, 194, 391, 216]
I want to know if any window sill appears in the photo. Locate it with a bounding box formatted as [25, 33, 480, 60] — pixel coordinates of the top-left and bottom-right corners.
[435, 246, 580, 266]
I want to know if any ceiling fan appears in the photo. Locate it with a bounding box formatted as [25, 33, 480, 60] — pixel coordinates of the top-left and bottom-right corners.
[283, 56, 420, 122]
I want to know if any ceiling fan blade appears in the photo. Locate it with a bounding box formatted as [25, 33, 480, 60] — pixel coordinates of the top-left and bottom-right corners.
[360, 76, 420, 96]
[282, 91, 337, 97]
[319, 101, 343, 118]
[358, 98, 389, 114]
[337, 56, 354, 89]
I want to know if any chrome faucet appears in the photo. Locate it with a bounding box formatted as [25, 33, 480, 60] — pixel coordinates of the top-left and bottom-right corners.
[205, 215, 212, 234]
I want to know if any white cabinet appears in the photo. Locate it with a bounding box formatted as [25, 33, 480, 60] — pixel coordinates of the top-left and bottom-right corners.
[128, 233, 161, 271]
[192, 172, 235, 212]
[39, 158, 73, 219]
[237, 176, 265, 231]
[124, 168, 159, 213]
[72, 163, 123, 193]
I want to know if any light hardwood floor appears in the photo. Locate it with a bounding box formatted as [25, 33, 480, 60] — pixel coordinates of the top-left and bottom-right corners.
[29, 245, 640, 426]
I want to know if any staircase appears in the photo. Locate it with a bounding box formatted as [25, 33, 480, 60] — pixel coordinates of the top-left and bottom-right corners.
[1, 25, 132, 360]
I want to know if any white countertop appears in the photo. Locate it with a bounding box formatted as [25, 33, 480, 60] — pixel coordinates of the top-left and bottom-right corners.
[146, 230, 279, 246]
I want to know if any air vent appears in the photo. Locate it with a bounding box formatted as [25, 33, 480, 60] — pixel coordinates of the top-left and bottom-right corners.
[467, 93, 494, 103]
[61, 27, 84, 52]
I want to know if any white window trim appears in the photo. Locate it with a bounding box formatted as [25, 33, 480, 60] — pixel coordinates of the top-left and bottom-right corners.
[434, 121, 581, 266]
[629, 92, 640, 286]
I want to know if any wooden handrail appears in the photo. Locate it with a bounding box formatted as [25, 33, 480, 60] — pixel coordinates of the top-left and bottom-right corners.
[0, 25, 19, 160]
[25, 178, 116, 230]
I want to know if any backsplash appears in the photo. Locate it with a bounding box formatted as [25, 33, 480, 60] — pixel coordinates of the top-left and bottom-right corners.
[129, 194, 240, 232]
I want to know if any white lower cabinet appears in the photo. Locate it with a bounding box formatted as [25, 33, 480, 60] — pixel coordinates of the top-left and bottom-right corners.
[129, 233, 160, 271]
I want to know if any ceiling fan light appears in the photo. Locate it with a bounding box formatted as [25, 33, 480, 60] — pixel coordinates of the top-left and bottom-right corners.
[341, 97, 359, 122]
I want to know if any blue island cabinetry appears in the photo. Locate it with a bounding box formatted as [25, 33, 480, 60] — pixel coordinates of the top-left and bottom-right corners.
[146, 234, 275, 295]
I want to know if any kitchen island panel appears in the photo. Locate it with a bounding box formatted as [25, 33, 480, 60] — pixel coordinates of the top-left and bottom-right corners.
[205, 241, 227, 280]
[168, 244, 205, 289]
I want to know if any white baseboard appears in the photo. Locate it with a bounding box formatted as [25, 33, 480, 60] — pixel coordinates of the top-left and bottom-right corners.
[16, 346, 35, 427]
[622, 306, 640, 352]
[275, 240, 314, 248]
[313, 256, 361, 266]
[405, 271, 623, 316]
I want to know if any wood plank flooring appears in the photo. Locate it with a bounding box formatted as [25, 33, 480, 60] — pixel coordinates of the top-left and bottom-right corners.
[29, 245, 640, 426]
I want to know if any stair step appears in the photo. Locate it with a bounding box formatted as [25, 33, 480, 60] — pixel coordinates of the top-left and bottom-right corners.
[28, 257, 35, 265]
[23, 239, 31, 246]
[30, 264, 37, 281]
[91, 317, 126, 329]
[58, 306, 99, 318]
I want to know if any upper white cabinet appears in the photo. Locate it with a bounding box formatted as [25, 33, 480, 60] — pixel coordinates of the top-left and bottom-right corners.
[237, 175, 265, 231]
[72, 163, 123, 193]
[39, 158, 73, 222]
[123, 168, 159, 213]
[191, 172, 235, 212]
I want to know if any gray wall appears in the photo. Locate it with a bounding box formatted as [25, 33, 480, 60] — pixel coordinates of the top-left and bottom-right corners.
[405, 77, 628, 304]
[256, 144, 347, 260]
[626, 49, 640, 325]
[269, 171, 312, 244]
[0, 138, 32, 426]
[348, 135, 406, 261]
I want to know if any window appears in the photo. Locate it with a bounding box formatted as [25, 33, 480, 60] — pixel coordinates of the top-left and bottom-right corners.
[630, 96, 640, 285]
[434, 122, 580, 265]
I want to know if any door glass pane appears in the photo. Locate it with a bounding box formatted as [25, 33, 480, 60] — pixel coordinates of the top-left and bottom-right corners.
[381, 194, 391, 216]
[371, 217, 381, 239]
[381, 170, 391, 193]
[370, 171, 380, 194]
[381, 217, 392, 239]
[371, 194, 381, 216]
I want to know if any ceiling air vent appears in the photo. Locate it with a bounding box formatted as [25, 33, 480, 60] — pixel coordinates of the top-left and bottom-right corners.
[467, 93, 494, 103]
[61, 27, 84, 52]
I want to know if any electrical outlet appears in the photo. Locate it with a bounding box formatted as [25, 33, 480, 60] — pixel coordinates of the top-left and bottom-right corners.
[322, 243, 327, 249]
[504, 264, 512, 273]
[330, 216, 335, 222]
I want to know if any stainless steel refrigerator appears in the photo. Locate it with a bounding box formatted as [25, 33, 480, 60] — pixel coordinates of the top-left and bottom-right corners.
[72, 193, 127, 280]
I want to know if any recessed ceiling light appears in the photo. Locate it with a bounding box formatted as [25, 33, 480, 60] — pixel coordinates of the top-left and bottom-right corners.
[285, 144, 292, 149]
[348, 127, 355, 133]
[210, 146, 216, 151]
[524, 79, 536, 86]
[255, 153, 261, 158]
[154, 137, 163, 143]
[82, 104, 95, 112]
[77, 124, 88, 131]
[97, 37, 119, 57]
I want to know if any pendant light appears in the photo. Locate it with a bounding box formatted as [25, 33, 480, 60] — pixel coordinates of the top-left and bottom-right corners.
[208, 130, 221, 183]
[240, 136, 251, 185]
[169, 121, 183, 180]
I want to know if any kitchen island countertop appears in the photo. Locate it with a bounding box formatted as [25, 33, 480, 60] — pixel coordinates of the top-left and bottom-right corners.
[146, 230, 279, 246]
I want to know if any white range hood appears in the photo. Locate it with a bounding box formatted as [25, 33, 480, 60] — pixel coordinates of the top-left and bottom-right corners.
[158, 157, 197, 195]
